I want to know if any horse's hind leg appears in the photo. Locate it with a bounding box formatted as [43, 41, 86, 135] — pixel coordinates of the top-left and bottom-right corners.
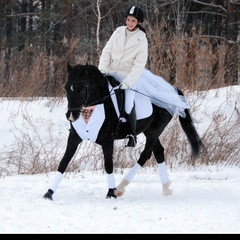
[115, 109, 173, 197]
[43, 127, 82, 200]
[153, 140, 172, 196]
[114, 136, 156, 197]
[114, 139, 172, 197]
[114, 163, 142, 197]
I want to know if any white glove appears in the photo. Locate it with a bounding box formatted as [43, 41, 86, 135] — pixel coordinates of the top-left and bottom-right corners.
[119, 82, 129, 90]
[100, 70, 108, 75]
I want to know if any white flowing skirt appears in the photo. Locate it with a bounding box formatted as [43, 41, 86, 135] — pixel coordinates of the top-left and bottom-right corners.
[136, 69, 190, 117]
[109, 68, 190, 118]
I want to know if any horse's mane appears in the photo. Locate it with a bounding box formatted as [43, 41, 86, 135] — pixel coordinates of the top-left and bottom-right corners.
[68, 63, 105, 85]
[66, 62, 117, 108]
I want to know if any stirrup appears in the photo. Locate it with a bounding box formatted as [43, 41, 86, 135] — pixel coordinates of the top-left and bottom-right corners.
[126, 134, 137, 147]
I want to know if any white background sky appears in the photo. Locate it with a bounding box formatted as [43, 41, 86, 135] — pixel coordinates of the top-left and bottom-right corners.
[0, 86, 239, 234]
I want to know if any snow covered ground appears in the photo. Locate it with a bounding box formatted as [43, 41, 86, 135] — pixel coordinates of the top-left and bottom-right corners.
[0, 86, 239, 234]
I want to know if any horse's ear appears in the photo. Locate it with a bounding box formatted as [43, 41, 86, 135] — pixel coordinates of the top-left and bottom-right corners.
[67, 61, 72, 72]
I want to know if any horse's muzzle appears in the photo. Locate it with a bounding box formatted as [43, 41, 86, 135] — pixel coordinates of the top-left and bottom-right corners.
[68, 112, 75, 122]
[66, 111, 80, 122]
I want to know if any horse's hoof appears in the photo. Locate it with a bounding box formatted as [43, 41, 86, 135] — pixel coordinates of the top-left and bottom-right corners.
[163, 188, 173, 196]
[106, 195, 117, 199]
[43, 189, 53, 200]
[114, 189, 124, 197]
[162, 181, 173, 196]
[115, 179, 128, 197]
[106, 188, 117, 199]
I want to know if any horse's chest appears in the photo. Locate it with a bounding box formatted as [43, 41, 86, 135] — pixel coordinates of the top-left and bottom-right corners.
[72, 104, 105, 142]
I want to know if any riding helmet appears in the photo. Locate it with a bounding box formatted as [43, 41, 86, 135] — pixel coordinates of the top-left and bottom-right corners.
[125, 6, 144, 23]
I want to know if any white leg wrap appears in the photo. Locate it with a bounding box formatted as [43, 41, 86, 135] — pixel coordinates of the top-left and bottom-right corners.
[125, 163, 141, 182]
[116, 179, 129, 192]
[107, 173, 115, 189]
[49, 171, 63, 192]
[114, 163, 141, 197]
[158, 162, 173, 196]
[158, 162, 169, 184]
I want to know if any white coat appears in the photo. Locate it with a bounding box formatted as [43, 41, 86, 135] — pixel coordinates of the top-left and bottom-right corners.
[98, 26, 148, 88]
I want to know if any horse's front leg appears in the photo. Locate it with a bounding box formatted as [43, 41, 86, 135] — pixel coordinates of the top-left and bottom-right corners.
[101, 141, 117, 199]
[43, 127, 82, 200]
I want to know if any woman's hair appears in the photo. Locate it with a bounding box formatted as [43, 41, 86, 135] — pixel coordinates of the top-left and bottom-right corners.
[137, 24, 146, 34]
[124, 22, 147, 35]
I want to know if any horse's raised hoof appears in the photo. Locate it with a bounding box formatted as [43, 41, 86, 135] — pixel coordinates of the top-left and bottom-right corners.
[114, 189, 124, 197]
[162, 181, 173, 196]
[106, 188, 117, 199]
[114, 179, 128, 197]
[43, 189, 54, 200]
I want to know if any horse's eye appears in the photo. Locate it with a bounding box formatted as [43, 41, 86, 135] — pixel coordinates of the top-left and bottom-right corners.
[70, 85, 74, 91]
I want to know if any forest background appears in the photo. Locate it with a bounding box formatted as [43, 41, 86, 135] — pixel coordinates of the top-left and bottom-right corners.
[0, 0, 240, 176]
[1, 0, 240, 97]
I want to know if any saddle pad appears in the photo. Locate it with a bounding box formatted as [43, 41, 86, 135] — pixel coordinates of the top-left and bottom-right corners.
[108, 83, 153, 121]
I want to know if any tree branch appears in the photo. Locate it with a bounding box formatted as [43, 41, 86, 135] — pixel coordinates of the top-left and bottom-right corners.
[6, 13, 41, 18]
[192, 0, 228, 13]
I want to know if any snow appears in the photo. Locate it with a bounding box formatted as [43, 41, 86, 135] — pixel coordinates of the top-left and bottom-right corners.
[0, 86, 240, 234]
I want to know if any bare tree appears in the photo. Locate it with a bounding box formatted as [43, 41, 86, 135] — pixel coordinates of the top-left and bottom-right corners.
[96, 0, 102, 57]
[0, 0, 239, 97]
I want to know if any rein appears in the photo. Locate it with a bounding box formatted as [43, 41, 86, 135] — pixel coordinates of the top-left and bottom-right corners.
[84, 86, 117, 107]
[67, 80, 165, 112]
[131, 88, 170, 106]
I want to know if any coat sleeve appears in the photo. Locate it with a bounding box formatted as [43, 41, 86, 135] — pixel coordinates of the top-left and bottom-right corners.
[98, 31, 116, 74]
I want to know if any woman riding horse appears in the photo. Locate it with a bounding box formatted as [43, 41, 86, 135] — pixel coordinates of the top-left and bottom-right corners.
[43, 63, 205, 201]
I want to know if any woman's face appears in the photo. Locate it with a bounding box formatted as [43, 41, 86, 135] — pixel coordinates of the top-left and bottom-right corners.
[126, 16, 138, 31]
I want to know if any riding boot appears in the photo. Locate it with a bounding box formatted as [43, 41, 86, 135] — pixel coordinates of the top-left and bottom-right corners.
[125, 107, 137, 147]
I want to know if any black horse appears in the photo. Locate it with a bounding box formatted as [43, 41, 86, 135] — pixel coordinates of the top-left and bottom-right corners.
[43, 63, 205, 200]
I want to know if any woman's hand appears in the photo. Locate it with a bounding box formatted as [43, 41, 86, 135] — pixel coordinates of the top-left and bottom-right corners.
[119, 82, 128, 89]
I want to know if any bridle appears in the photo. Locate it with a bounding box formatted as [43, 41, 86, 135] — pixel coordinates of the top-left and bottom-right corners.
[67, 79, 115, 112]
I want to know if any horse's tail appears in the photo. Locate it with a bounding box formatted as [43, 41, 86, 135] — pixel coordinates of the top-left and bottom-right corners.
[179, 109, 206, 158]
[177, 89, 206, 158]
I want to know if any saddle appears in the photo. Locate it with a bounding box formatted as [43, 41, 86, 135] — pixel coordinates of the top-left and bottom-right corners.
[106, 75, 153, 121]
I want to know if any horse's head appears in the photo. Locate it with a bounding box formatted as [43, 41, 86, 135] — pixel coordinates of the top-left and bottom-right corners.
[65, 63, 107, 122]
